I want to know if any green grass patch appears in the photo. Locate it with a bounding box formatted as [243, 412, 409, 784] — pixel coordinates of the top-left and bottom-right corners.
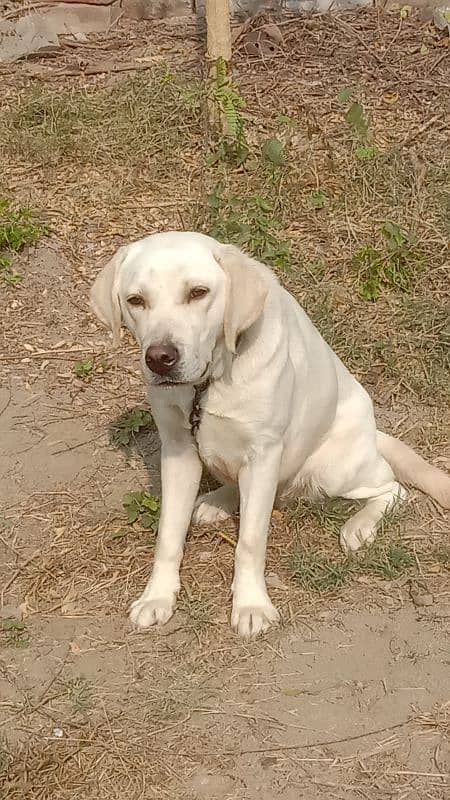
[0, 198, 46, 285]
[288, 541, 415, 593]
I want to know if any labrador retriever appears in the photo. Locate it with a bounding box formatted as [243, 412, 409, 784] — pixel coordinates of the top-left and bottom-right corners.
[90, 231, 450, 637]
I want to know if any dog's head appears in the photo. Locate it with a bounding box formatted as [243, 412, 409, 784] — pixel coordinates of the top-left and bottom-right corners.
[90, 232, 268, 387]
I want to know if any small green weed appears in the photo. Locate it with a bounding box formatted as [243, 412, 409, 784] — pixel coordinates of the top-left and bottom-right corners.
[262, 137, 285, 167]
[0, 255, 22, 285]
[0, 199, 44, 251]
[110, 527, 131, 541]
[353, 221, 423, 301]
[339, 90, 378, 161]
[74, 359, 93, 379]
[207, 186, 291, 269]
[345, 101, 370, 140]
[110, 407, 153, 448]
[0, 618, 29, 648]
[63, 675, 91, 713]
[0, 198, 46, 285]
[310, 189, 326, 210]
[123, 491, 160, 530]
[337, 86, 357, 104]
[355, 144, 378, 161]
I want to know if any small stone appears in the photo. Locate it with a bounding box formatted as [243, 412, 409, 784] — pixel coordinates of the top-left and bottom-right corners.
[411, 592, 434, 607]
[409, 580, 434, 607]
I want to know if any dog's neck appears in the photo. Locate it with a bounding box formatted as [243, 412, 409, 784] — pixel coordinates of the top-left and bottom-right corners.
[189, 334, 238, 439]
[189, 377, 210, 438]
[210, 330, 245, 384]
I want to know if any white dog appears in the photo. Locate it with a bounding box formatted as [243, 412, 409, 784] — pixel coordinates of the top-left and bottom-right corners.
[90, 231, 450, 637]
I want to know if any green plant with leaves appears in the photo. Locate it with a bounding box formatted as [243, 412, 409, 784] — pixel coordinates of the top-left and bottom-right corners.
[208, 58, 248, 166]
[123, 491, 160, 531]
[74, 359, 93, 379]
[0, 198, 46, 286]
[310, 189, 326, 210]
[338, 87, 378, 160]
[207, 186, 291, 269]
[353, 221, 423, 301]
[261, 137, 285, 167]
[345, 101, 370, 140]
[111, 407, 153, 448]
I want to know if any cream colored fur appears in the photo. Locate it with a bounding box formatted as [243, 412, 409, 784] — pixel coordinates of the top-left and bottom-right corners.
[90, 231, 450, 638]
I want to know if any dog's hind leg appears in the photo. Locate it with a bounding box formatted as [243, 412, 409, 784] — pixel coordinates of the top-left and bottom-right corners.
[339, 478, 407, 553]
[192, 485, 239, 524]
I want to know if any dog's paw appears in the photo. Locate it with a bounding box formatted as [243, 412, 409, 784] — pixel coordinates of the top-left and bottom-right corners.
[192, 487, 238, 525]
[231, 601, 280, 639]
[129, 594, 176, 629]
[192, 500, 232, 525]
[340, 519, 377, 553]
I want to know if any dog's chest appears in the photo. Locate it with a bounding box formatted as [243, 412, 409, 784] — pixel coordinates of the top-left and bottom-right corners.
[195, 408, 247, 484]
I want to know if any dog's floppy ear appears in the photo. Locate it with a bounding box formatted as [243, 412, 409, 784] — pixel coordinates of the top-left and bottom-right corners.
[215, 245, 268, 353]
[90, 247, 127, 346]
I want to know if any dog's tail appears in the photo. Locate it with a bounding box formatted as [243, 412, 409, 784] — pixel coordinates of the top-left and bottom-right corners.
[377, 431, 450, 509]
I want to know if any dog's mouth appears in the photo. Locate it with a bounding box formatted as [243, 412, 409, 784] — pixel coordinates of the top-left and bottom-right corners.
[152, 363, 209, 388]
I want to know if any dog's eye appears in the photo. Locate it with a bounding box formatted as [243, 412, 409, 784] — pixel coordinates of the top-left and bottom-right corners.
[127, 295, 145, 308]
[188, 286, 209, 302]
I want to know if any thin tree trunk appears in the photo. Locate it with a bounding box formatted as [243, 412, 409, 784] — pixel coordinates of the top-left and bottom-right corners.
[205, 0, 232, 63]
[205, 0, 232, 130]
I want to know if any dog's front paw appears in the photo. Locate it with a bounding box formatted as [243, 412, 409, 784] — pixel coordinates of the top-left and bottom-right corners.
[231, 600, 280, 639]
[129, 594, 176, 629]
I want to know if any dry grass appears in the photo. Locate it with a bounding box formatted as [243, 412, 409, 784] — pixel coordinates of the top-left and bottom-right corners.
[1, 8, 449, 800]
[1, 71, 203, 171]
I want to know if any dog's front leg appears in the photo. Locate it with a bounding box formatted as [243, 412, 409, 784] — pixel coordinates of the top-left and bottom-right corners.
[130, 427, 202, 629]
[232, 442, 282, 638]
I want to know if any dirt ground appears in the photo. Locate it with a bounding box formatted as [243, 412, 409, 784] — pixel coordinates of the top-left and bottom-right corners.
[0, 8, 449, 800]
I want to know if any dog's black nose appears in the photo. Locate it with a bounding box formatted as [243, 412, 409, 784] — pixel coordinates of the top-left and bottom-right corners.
[145, 344, 179, 376]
